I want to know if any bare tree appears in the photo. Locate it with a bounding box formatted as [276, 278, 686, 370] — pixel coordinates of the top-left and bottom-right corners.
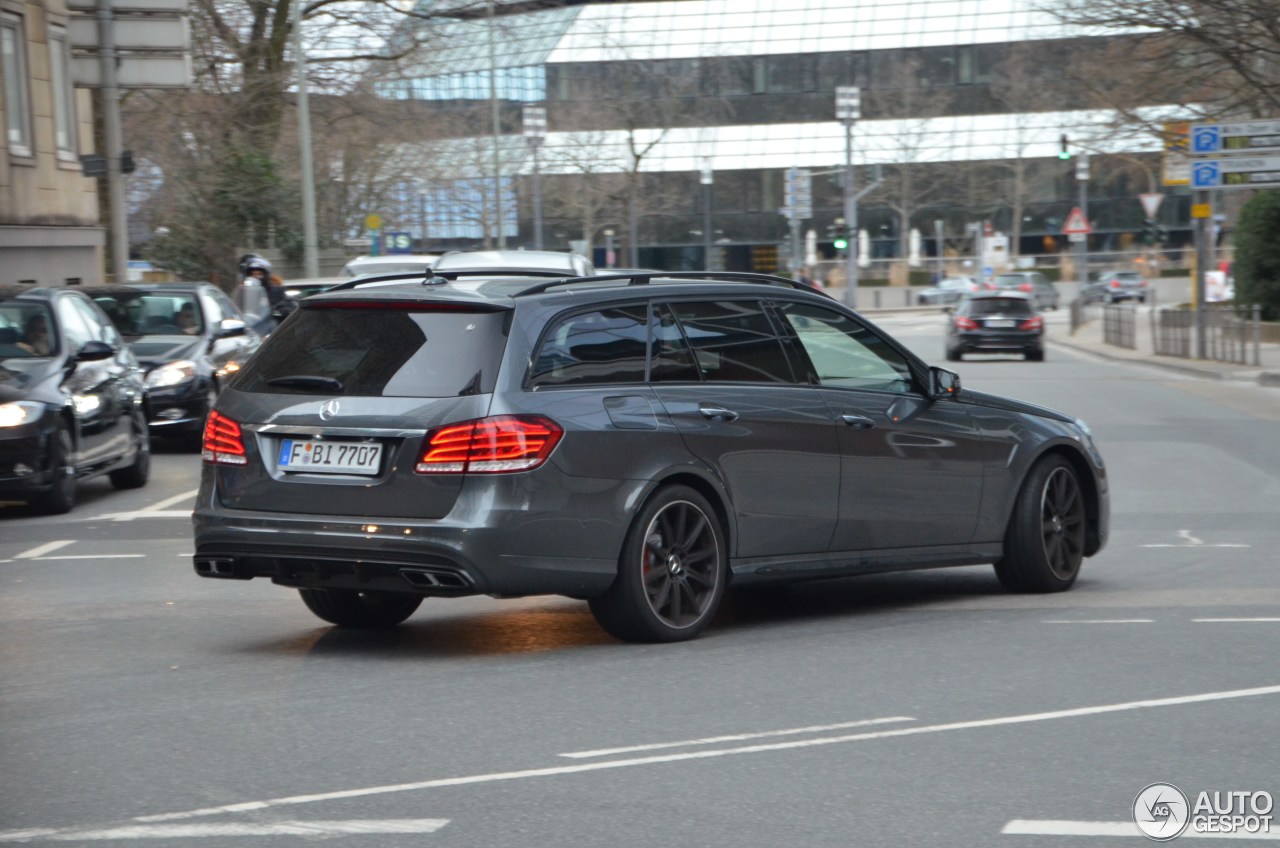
[1055, 0, 1280, 119]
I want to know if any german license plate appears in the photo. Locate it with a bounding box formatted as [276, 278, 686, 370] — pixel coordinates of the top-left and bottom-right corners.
[278, 439, 382, 475]
[986, 319, 1017, 328]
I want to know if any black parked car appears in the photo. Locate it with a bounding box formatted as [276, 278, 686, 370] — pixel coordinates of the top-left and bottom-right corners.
[946, 291, 1045, 362]
[194, 270, 1108, 642]
[86, 284, 261, 446]
[0, 286, 150, 514]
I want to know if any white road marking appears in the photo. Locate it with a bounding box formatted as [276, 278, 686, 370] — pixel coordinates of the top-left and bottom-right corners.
[1003, 819, 1280, 839]
[99, 510, 194, 523]
[0, 820, 449, 842]
[31, 555, 145, 561]
[145, 489, 200, 512]
[128, 683, 1280, 825]
[1141, 530, 1249, 549]
[1194, 618, 1280, 623]
[1043, 619, 1154, 624]
[560, 716, 915, 759]
[15, 541, 73, 559]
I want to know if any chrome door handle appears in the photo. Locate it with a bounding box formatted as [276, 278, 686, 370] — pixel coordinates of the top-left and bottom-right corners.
[841, 414, 876, 429]
[699, 404, 739, 422]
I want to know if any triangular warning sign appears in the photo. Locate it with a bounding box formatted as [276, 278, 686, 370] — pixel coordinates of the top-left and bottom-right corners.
[1062, 207, 1092, 235]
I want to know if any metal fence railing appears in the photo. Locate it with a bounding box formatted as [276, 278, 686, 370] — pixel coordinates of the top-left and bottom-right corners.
[1151, 305, 1262, 365]
[1102, 304, 1137, 350]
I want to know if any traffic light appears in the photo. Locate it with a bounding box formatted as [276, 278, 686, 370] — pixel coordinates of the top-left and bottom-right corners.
[1058, 134, 1071, 160]
[830, 218, 849, 253]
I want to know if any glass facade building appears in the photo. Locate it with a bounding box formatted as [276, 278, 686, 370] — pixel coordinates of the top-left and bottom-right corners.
[380, 0, 1181, 273]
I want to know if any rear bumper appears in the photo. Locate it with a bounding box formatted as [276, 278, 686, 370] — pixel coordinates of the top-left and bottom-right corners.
[951, 331, 1042, 353]
[191, 476, 631, 599]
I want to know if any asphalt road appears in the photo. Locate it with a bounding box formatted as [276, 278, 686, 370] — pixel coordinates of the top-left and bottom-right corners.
[3, 309, 1279, 847]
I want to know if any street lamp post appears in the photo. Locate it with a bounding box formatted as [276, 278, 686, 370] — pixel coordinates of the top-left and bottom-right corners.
[293, 0, 319, 278]
[487, 0, 505, 249]
[700, 159, 714, 271]
[836, 86, 860, 309]
[604, 228, 616, 269]
[523, 105, 546, 250]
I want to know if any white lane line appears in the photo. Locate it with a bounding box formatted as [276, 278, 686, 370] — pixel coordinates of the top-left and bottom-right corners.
[130, 683, 1280, 825]
[145, 489, 200, 512]
[101, 510, 194, 523]
[31, 555, 145, 561]
[0, 819, 450, 842]
[1003, 819, 1280, 839]
[1194, 618, 1280, 623]
[15, 541, 74, 559]
[1043, 619, 1154, 624]
[560, 716, 915, 759]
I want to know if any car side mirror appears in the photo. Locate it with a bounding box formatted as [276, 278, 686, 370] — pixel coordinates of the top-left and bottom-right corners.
[928, 365, 961, 399]
[216, 318, 247, 338]
[76, 340, 115, 362]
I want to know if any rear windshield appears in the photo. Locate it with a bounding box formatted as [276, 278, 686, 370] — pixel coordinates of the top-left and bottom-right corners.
[231, 306, 509, 397]
[992, 275, 1032, 287]
[964, 298, 1033, 316]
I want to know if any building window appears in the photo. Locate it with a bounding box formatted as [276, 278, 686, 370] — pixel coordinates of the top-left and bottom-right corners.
[2, 13, 33, 156]
[49, 27, 77, 157]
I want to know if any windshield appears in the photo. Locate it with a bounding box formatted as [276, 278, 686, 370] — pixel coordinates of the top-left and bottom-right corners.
[91, 291, 203, 337]
[0, 301, 58, 359]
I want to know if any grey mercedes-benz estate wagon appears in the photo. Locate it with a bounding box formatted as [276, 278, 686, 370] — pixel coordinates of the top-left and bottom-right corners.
[193, 270, 1108, 642]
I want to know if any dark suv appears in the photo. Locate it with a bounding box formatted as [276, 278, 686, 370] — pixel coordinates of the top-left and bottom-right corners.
[193, 270, 1109, 642]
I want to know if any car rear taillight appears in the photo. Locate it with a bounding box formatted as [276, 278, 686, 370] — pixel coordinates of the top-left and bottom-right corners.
[1020, 316, 1043, 330]
[1110, 280, 1121, 288]
[1141, 279, 1149, 287]
[954, 315, 979, 330]
[1019, 283, 1033, 292]
[202, 411, 247, 466]
[416, 415, 563, 474]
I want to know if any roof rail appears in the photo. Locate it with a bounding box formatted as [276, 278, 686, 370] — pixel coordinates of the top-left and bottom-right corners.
[321, 268, 570, 294]
[512, 271, 824, 297]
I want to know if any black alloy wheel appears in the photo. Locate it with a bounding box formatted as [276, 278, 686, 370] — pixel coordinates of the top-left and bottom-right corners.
[32, 423, 76, 514]
[590, 485, 726, 642]
[995, 455, 1086, 592]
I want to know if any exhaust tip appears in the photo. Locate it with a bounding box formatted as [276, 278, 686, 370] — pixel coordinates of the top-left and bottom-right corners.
[194, 557, 248, 579]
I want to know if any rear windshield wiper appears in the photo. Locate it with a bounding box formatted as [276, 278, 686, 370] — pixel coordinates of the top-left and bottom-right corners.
[265, 375, 344, 392]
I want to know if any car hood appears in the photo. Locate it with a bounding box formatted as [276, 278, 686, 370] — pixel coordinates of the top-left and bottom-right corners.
[127, 336, 202, 368]
[959, 388, 1074, 424]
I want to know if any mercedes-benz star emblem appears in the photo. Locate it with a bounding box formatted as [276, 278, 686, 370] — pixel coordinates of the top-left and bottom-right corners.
[319, 399, 341, 420]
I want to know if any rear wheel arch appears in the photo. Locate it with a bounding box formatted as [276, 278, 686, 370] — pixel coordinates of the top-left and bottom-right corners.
[635, 471, 734, 565]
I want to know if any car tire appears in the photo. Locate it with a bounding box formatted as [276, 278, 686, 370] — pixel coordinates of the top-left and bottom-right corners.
[298, 588, 422, 628]
[1025, 349, 1044, 362]
[945, 346, 961, 362]
[109, 411, 151, 490]
[31, 423, 76, 515]
[994, 455, 1086, 593]
[589, 485, 726, 643]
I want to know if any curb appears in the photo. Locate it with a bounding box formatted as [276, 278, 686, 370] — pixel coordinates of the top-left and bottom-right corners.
[1051, 336, 1276, 386]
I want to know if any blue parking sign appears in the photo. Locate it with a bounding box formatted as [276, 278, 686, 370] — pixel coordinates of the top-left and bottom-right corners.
[1191, 160, 1220, 189]
[1192, 125, 1220, 153]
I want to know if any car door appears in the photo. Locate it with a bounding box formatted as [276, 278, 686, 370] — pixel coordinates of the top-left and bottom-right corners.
[771, 300, 985, 552]
[71, 294, 141, 461]
[54, 296, 124, 465]
[649, 299, 841, 558]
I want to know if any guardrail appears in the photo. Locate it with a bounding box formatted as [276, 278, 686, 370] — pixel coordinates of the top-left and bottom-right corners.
[1151, 305, 1262, 365]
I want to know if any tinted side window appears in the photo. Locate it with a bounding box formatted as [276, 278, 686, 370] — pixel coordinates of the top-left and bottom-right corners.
[55, 298, 94, 353]
[650, 303, 700, 382]
[71, 296, 121, 347]
[529, 305, 649, 388]
[667, 300, 792, 384]
[776, 302, 914, 393]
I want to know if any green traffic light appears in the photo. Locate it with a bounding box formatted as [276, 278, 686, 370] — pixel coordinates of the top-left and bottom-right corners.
[833, 238, 848, 250]
[1057, 151, 1072, 160]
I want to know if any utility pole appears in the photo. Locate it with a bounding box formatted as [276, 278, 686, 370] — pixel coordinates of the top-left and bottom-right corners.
[1075, 153, 1090, 286]
[96, 0, 127, 283]
[293, 0, 319, 278]
[701, 159, 714, 271]
[522, 105, 546, 250]
[487, 0, 505, 248]
[836, 86, 860, 309]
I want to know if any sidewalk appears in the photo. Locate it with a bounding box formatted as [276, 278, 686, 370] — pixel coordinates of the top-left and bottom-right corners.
[1048, 309, 1280, 387]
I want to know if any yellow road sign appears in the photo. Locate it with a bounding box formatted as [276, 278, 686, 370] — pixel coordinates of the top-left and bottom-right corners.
[364, 213, 383, 231]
